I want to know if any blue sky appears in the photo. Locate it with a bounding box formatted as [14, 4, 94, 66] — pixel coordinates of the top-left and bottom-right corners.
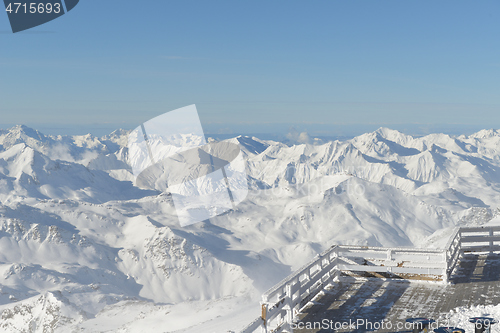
[1, 1, 500, 136]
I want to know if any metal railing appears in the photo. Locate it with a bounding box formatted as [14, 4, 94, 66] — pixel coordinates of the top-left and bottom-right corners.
[337, 245, 446, 277]
[258, 245, 339, 333]
[241, 225, 500, 333]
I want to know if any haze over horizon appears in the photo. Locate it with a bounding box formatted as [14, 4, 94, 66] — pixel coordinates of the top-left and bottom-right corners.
[1, 122, 499, 144]
[1, 1, 500, 133]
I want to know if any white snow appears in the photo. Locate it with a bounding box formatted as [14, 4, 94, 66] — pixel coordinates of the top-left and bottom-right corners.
[443, 305, 500, 332]
[1, 125, 500, 331]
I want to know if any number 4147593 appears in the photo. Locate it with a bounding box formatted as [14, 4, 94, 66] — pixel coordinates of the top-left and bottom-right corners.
[5, 2, 61, 14]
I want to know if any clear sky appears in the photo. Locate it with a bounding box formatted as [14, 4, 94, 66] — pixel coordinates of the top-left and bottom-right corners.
[1, 1, 500, 136]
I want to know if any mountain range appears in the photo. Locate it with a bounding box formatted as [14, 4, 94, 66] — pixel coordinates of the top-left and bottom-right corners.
[0, 124, 499, 332]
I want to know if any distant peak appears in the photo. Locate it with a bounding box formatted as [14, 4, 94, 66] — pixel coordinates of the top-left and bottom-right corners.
[374, 127, 406, 138]
[107, 129, 131, 136]
[375, 127, 395, 134]
[470, 129, 500, 139]
[12, 124, 33, 131]
[10, 125, 45, 138]
[235, 136, 269, 154]
[1, 125, 48, 145]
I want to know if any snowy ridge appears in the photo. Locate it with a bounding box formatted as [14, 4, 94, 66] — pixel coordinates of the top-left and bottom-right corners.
[0, 125, 499, 331]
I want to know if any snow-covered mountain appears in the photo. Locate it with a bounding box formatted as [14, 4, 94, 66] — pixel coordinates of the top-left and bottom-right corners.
[1, 125, 500, 332]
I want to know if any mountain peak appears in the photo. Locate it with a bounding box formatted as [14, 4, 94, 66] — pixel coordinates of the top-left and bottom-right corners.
[234, 136, 269, 155]
[469, 129, 500, 139]
[10, 125, 45, 139]
[375, 127, 397, 135]
[0, 126, 50, 152]
[102, 129, 131, 140]
[374, 127, 414, 142]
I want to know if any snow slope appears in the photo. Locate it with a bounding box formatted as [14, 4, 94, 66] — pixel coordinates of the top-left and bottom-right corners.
[0, 125, 500, 332]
